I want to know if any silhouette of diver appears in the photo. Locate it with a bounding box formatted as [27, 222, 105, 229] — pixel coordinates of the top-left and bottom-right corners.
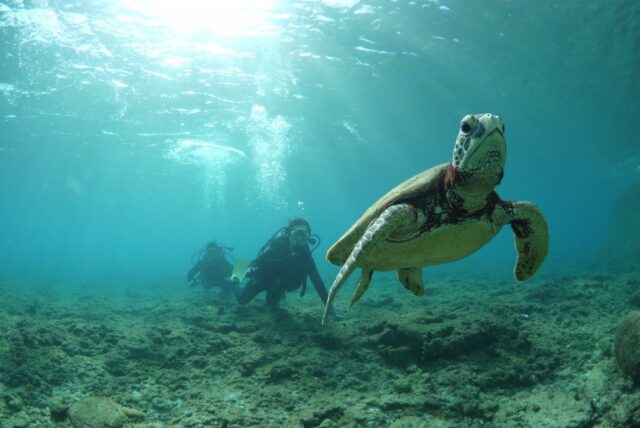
[187, 241, 237, 297]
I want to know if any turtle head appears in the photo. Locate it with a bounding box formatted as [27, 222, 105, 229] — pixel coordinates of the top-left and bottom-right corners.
[451, 113, 506, 183]
[445, 114, 506, 213]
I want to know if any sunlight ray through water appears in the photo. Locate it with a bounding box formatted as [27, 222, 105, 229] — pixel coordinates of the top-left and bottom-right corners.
[120, 0, 282, 38]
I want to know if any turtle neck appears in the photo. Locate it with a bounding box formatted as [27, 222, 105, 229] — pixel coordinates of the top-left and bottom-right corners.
[443, 164, 502, 215]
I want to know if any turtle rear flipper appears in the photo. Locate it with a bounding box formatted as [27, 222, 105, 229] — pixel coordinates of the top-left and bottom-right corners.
[350, 269, 373, 308]
[507, 202, 549, 281]
[396, 267, 425, 296]
[322, 204, 417, 324]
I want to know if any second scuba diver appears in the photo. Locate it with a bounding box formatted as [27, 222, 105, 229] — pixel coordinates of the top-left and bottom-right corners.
[187, 241, 238, 298]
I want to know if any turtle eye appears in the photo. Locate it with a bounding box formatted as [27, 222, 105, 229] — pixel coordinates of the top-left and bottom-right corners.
[460, 121, 472, 135]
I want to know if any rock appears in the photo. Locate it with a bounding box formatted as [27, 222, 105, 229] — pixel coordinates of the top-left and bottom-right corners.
[151, 397, 174, 412]
[300, 406, 345, 427]
[68, 396, 144, 428]
[392, 379, 412, 394]
[311, 333, 342, 350]
[266, 363, 296, 383]
[614, 311, 640, 384]
[49, 397, 69, 421]
[318, 419, 339, 428]
[6, 394, 23, 411]
[5, 412, 30, 428]
[626, 399, 640, 427]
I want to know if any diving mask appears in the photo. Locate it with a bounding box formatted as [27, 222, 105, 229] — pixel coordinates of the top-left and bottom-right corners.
[290, 227, 311, 247]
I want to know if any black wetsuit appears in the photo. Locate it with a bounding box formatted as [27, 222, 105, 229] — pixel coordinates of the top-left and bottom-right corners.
[234, 236, 329, 306]
[187, 249, 234, 290]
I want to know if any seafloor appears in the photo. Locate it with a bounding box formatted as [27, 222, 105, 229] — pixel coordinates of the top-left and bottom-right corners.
[1, 268, 639, 427]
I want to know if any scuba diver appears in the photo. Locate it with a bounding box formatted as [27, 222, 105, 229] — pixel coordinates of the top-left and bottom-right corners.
[187, 241, 237, 297]
[233, 217, 341, 319]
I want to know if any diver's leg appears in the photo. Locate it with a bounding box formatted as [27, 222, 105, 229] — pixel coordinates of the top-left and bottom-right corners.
[265, 289, 285, 307]
[233, 278, 264, 305]
[217, 282, 233, 299]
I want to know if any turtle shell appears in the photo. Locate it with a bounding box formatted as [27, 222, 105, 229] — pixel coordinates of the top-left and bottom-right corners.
[326, 162, 449, 265]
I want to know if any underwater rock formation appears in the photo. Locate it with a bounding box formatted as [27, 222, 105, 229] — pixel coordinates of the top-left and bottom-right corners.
[614, 311, 640, 385]
[2, 273, 640, 426]
[625, 399, 640, 427]
[68, 396, 145, 428]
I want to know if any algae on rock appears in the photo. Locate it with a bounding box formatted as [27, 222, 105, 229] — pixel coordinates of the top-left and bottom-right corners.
[614, 311, 640, 385]
[68, 396, 145, 428]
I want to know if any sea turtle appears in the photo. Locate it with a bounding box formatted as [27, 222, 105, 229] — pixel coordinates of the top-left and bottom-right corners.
[322, 113, 548, 324]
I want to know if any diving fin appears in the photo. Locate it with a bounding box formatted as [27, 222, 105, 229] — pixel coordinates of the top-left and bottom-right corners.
[231, 257, 250, 282]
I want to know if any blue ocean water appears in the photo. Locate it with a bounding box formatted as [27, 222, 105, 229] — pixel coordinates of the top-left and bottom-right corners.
[0, 0, 638, 285]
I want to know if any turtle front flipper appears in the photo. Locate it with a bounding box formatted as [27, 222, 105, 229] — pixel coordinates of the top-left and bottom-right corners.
[502, 201, 549, 281]
[397, 267, 425, 296]
[322, 204, 417, 324]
